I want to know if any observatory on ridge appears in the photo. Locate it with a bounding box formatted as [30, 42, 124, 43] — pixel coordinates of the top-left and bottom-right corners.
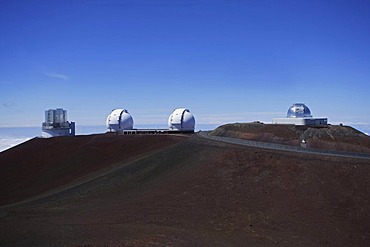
[168, 108, 195, 132]
[106, 109, 134, 132]
[105, 107, 195, 134]
[42, 108, 75, 138]
[273, 103, 328, 125]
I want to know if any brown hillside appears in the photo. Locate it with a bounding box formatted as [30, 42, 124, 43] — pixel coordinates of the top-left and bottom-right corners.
[0, 134, 187, 206]
[210, 122, 370, 153]
[0, 134, 369, 246]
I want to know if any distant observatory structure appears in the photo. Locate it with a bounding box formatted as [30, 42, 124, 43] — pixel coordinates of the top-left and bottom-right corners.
[168, 108, 195, 132]
[273, 103, 327, 125]
[105, 107, 195, 135]
[106, 109, 134, 132]
[42, 108, 75, 138]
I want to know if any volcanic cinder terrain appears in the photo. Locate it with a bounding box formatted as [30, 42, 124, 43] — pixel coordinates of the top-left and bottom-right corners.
[0, 124, 370, 246]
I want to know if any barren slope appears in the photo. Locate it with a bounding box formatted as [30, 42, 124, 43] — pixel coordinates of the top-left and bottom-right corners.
[0, 135, 369, 246]
[0, 134, 187, 206]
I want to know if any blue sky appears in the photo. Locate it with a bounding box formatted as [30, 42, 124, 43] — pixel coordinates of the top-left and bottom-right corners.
[1, 0, 370, 132]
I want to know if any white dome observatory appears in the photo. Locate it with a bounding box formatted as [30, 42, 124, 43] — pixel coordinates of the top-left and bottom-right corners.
[106, 109, 134, 132]
[168, 108, 195, 132]
[273, 103, 327, 126]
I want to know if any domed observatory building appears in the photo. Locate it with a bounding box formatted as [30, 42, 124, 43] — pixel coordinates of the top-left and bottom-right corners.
[106, 109, 134, 132]
[42, 108, 75, 138]
[168, 108, 195, 132]
[287, 103, 312, 118]
[273, 103, 327, 125]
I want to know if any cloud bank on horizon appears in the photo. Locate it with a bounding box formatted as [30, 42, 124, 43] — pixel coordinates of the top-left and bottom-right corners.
[0, 136, 32, 153]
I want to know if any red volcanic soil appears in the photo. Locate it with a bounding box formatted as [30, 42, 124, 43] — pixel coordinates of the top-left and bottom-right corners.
[210, 122, 370, 153]
[0, 134, 370, 246]
[0, 134, 187, 206]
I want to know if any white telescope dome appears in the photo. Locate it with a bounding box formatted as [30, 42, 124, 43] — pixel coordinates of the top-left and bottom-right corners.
[287, 103, 312, 118]
[168, 108, 195, 132]
[106, 109, 134, 132]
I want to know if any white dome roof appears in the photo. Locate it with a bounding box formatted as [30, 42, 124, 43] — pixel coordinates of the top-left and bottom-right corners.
[287, 103, 312, 118]
[106, 109, 134, 132]
[168, 108, 195, 132]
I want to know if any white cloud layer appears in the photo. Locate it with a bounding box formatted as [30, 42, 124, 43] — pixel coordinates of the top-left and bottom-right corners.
[0, 136, 31, 153]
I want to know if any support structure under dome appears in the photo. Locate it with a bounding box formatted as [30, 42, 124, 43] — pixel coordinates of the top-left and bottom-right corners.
[42, 108, 75, 138]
